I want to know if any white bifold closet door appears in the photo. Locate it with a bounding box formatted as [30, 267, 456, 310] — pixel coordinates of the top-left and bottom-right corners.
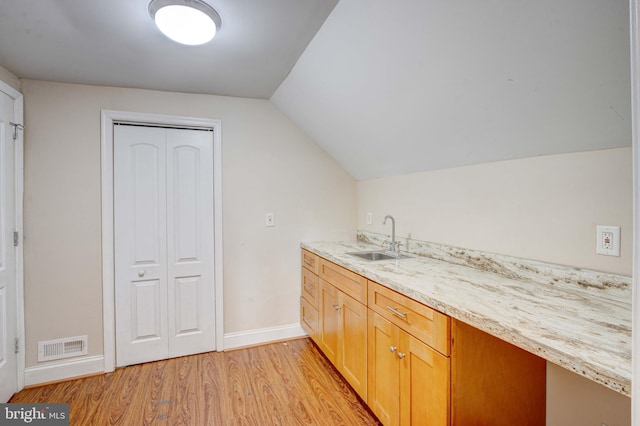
[114, 124, 215, 367]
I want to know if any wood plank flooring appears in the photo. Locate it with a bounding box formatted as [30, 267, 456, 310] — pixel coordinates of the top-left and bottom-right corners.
[10, 338, 381, 426]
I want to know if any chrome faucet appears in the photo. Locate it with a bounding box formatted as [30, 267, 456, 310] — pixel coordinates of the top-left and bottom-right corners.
[383, 215, 401, 255]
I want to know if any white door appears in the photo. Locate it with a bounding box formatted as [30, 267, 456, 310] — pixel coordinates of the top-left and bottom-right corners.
[114, 124, 215, 367]
[0, 90, 17, 401]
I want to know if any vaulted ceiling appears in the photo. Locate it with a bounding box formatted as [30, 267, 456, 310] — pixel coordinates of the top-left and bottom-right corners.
[0, 0, 632, 180]
[272, 0, 632, 179]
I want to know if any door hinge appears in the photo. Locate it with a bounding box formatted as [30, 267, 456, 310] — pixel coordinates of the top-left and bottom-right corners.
[9, 122, 24, 141]
[13, 231, 19, 247]
[14, 337, 19, 354]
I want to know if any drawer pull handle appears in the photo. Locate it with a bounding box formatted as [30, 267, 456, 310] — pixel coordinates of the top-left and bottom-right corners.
[304, 259, 313, 265]
[386, 305, 407, 319]
[389, 346, 397, 353]
[303, 316, 313, 324]
[332, 303, 341, 311]
[304, 285, 313, 292]
[397, 352, 406, 360]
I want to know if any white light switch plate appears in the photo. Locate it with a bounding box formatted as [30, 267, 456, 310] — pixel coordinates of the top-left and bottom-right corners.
[265, 212, 275, 227]
[596, 225, 620, 256]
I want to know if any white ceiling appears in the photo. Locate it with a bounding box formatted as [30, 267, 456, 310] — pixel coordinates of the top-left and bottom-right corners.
[0, 0, 633, 180]
[0, 0, 338, 99]
[272, 0, 632, 180]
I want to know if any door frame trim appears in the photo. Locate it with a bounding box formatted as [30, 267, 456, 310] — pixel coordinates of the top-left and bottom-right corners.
[100, 110, 224, 372]
[0, 80, 24, 393]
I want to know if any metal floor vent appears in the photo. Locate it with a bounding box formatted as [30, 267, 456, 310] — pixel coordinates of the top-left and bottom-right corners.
[38, 336, 88, 362]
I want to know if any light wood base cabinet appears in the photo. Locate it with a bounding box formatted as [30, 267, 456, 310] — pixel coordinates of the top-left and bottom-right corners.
[300, 250, 546, 425]
[318, 277, 368, 399]
[368, 310, 450, 426]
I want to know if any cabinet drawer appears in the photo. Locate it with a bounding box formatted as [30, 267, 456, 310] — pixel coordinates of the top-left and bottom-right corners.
[301, 267, 319, 308]
[301, 297, 319, 342]
[319, 258, 367, 304]
[302, 249, 319, 274]
[368, 281, 450, 356]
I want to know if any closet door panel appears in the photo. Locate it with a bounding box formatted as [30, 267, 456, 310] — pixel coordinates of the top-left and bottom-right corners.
[114, 125, 168, 366]
[166, 128, 215, 358]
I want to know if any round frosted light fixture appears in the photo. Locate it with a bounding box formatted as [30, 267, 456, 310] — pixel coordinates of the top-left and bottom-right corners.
[149, 0, 222, 46]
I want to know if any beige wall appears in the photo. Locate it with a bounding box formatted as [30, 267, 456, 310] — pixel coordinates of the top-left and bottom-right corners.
[0, 64, 20, 92]
[358, 147, 632, 276]
[357, 148, 632, 424]
[547, 363, 630, 426]
[22, 79, 356, 367]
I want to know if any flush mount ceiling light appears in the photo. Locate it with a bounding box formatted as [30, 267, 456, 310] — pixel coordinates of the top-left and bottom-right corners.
[149, 0, 222, 46]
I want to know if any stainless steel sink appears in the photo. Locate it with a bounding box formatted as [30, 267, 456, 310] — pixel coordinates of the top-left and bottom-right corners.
[347, 251, 411, 261]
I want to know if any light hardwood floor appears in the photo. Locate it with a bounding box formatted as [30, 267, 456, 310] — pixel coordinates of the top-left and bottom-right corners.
[11, 338, 381, 425]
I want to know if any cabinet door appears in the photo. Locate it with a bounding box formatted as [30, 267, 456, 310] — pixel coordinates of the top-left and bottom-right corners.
[319, 279, 340, 363]
[399, 332, 450, 426]
[368, 311, 400, 426]
[338, 291, 368, 399]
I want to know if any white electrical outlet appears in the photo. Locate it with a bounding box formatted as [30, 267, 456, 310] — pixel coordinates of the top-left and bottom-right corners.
[265, 212, 275, 227]
[596, 225, 620, 256]
[367, 212, 373, 225]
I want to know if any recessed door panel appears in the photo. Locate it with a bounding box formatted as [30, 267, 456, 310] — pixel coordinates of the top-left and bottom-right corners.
[174, 276, 201, 335]
[131, 144, 162, 266]
[131, 280, 162, 341]
[172, 146, 200, 263]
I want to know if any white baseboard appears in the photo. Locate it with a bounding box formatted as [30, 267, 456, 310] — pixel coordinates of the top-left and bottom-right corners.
[24, 355, 105, 387]
[22, 324, 306, 386]
[223, 323, 307, 350]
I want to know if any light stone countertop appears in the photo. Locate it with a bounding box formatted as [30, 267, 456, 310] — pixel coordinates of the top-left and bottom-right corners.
[301, 237, 631, 396]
